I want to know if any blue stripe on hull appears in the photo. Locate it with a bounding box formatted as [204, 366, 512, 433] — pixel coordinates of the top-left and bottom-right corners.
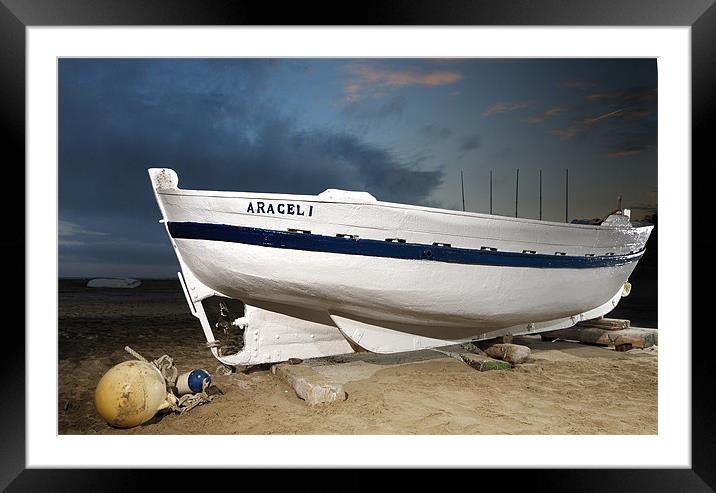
[167, 221, 643, 269]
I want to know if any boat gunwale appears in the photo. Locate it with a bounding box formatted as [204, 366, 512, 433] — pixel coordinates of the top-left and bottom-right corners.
[158, 189, 654, 233]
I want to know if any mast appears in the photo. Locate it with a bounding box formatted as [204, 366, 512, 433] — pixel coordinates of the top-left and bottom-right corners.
[489, 170, 493, 215]
[515, 168, 519, 218]
[539, 169, 542, 220]
[460, 170, 465, 212]
[565, 168, 569, 223]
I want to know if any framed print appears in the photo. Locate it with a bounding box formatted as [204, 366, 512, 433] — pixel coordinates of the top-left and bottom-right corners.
[4, 0, 711, 490]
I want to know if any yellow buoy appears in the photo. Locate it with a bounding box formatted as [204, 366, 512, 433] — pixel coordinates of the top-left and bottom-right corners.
[95, 360, 175, 428]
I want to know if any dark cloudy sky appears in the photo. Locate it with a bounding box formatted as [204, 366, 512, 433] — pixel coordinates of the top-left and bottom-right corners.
[59, 58, 657, 278]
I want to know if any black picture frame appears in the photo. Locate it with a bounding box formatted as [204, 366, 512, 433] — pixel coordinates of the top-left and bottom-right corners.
[4, 0, 711, 490]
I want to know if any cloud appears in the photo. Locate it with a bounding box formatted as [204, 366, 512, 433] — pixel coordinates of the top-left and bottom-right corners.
[342, 95, 406, 120]
[421, 124, 453, 141]
[59, 220, 109, 246]
[458, 134, 480, 151]
[550, 113, 609, 139]
[619, 109, 652, 121]
[521, 106, 568, 124]
[587, 86, 657, 104]
[607, 148, 644, 157]
[551, 106, 653, 140]
[344, 82, 361, 102]
[548, 85, 656, 142]
[546, 94, 657, 156]
[59, 59, 444, 276]
[341, 63, 463, 101]
[583, 108, 626, 124]
[346, 64, 463, 88]
[482, 101, 531, 117]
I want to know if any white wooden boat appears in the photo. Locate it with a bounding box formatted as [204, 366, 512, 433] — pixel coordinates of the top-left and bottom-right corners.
[149, 168, 653, 368]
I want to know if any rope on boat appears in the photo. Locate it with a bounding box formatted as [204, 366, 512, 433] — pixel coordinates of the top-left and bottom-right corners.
[124, 345, 213, 414]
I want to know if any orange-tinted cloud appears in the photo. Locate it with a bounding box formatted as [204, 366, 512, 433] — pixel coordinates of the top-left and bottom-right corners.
[352, 66, 462, 87]
[344, 82, 361, 102]
[522, 106, 568, 123]
[587, 87, 657, 104]
[608, 149, 643, 157]
[342, 64, 463, 102]
[621, 109, 651, 120]
[482, 101, 531, 117]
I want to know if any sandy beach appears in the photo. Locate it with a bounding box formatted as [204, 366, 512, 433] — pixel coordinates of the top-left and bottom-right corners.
[58, 276, 657, 435]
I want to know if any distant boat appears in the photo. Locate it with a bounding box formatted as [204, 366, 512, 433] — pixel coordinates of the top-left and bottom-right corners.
[87, 278, 141, 288]
[149, 168, 653, 368]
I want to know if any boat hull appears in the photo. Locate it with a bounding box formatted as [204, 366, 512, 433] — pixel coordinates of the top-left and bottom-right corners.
[148, 168, 653, 365]
[174, 236, 639, 336]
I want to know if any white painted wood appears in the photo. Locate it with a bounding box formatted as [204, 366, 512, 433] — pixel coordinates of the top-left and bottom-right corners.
[224, 302, 355, 366]
[172, 239, 637, 331]
[148, 168, 654, 366]
[150, 168, 652, 256]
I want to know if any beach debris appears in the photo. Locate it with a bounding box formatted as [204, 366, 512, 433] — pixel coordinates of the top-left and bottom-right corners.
[271, 362, 346, 405]
[483, 343, 532, 365]
[94, 346, 215, 428]
[87, 278, 141, 288]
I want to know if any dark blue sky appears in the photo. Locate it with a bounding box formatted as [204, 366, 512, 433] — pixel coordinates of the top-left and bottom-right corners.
[59, 58, 657, 278]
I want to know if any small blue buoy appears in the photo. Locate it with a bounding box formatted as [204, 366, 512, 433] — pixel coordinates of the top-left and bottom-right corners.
[177, 369, 211, 395]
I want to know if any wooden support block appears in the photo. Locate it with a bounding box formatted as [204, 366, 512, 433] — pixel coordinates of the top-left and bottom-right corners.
[483, 343, 532, 365]
[633, 327, 658, 345]
[577, 318, 630, 331]
[271, 363, 346, 405]
[477, 335, 514, 347]
[540, 327, 656, 349]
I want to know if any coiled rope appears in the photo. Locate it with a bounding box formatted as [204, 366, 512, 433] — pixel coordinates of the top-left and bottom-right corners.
[124, 346, 213, 415]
